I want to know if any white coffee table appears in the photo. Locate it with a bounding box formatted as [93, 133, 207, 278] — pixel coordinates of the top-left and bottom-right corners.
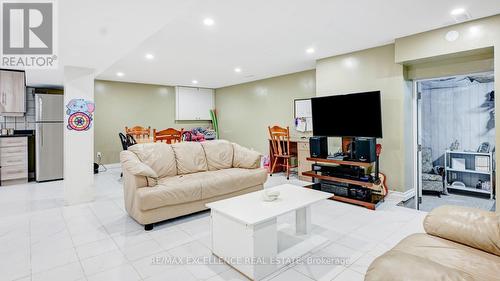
[206, 184, 332, 280]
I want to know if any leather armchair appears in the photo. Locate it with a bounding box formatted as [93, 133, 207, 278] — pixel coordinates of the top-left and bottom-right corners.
[421, 147, 446, 196]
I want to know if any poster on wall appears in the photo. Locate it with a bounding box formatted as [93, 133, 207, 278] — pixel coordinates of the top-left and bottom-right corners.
[66, 99, 95, 131]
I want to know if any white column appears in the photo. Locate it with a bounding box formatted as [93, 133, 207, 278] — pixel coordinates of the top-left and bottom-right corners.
[63, 66, 95, 205]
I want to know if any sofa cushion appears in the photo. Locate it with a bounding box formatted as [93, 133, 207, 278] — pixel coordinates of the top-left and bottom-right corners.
[171, 142, 208, 174]
[128, 143, 177, 178]
[200, 168, 267, 199]
[232, 143, 261, 169]
[421, 173, 442, 181]
[136, 167, 267, 210]
[136, 174, 203, 210]
[391, 233, 500, 281]
[201, 140, 234, 171]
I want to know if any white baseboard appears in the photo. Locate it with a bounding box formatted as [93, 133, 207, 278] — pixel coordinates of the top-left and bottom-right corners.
[389, 188, 415, 202]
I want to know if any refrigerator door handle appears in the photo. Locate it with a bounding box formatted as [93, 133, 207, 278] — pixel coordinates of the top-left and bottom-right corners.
[38, 96, 43, 121]
[40, 125, 43, 146]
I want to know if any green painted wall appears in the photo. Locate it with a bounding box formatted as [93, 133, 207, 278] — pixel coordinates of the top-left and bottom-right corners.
[215, 70, 315, 154]
[94, 80, 209, 164]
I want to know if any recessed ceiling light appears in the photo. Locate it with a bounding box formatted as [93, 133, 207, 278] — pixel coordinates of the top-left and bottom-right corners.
[450, 7, 470, 22]
[192, 80, 198, 84]
[306, 47, 315, 54]
[450, 8, 466, 16]
[203, 18, 214, 26]
[116, 72, 124, 77]
[234, 67, 242, 73]
[145, 53, 154, 60]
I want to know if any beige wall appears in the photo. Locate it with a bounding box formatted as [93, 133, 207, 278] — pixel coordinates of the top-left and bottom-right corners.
[215, 70, 315, 154]
[316, 44, 410, 192]
[94, 80, 209, 164]
[395, 14, 500, 210]
[405, 49, 494, 80]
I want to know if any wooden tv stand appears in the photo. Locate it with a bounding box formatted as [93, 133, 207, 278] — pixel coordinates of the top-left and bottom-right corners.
[302, 157, 385, 210]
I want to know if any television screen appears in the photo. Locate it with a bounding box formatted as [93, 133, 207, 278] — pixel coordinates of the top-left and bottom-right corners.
[311, 91, 382, 138]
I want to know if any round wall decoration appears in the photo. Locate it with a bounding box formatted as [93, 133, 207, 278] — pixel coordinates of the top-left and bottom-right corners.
[67, 112, 91, 131]
[66, 98, 95, 131]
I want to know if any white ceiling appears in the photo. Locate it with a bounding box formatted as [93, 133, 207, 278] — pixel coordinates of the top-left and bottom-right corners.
[21, 0, 500, 88]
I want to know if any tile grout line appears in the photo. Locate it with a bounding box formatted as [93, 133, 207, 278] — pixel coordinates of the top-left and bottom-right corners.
[29, 214, 33, 281]
[88, 199, 146, 281]
[52, 205, 89, 281]
[152, 225, 204, 281]
[2, 171, 427, 281]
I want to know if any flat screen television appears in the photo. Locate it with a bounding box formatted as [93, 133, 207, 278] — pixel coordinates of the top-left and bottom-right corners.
[311, 91, 382, 138]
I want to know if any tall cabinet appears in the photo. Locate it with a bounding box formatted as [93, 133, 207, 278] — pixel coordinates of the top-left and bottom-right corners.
[175, 86, 214, 121]
[0, 70, 26, 116]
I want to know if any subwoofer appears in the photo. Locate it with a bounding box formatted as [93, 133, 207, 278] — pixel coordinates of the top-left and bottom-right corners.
[309, 136, 328, 158]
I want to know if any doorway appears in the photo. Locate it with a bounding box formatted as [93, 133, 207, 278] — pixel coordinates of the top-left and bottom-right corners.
[414, 72, 496, 211]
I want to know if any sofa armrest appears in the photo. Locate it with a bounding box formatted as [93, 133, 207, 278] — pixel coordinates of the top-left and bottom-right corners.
[424, 205, 500, 256]
[365, 251, 475, 281]
[120, 150, 158, 178]
[232, 143, 262, 169]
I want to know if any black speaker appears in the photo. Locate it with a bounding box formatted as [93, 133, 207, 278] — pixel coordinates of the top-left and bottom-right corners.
[309, 136, 328, 158]
[354, 138, 376, 162]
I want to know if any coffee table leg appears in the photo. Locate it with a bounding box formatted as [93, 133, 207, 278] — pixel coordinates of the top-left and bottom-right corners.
[296, 206, 311, 235]
[211, 210, 277, 280]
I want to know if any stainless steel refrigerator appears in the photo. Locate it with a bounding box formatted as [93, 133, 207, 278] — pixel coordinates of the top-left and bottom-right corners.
[35, 94, 64, 182]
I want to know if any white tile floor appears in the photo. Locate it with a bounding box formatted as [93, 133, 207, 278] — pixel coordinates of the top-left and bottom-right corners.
[0, 168, 427, 281]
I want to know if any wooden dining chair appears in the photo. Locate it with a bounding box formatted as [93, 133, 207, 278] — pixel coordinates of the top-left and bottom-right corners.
[125, 126, 151, 140]
[153, 128, 184, 144]
[268, 125, 296, 180]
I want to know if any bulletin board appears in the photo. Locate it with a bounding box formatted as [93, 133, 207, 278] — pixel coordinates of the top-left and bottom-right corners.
[294, 98, 313, 132]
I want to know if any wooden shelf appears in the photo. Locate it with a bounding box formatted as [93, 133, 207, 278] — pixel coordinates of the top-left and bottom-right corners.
[306, 157, 374, 168]
[303, 184, 382, 210]
[302, 170, 374, 189]
[331, 195, 377, 210]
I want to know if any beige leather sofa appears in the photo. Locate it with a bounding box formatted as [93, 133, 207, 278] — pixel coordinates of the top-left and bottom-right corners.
[365, 205, 500, 281]
[120, 140, 267, 230]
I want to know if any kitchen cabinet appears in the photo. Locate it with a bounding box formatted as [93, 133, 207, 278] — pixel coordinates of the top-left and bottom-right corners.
[0, 70, 26, 116]
[175, 86, 214, 120]
[0, 137, 28, 185]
